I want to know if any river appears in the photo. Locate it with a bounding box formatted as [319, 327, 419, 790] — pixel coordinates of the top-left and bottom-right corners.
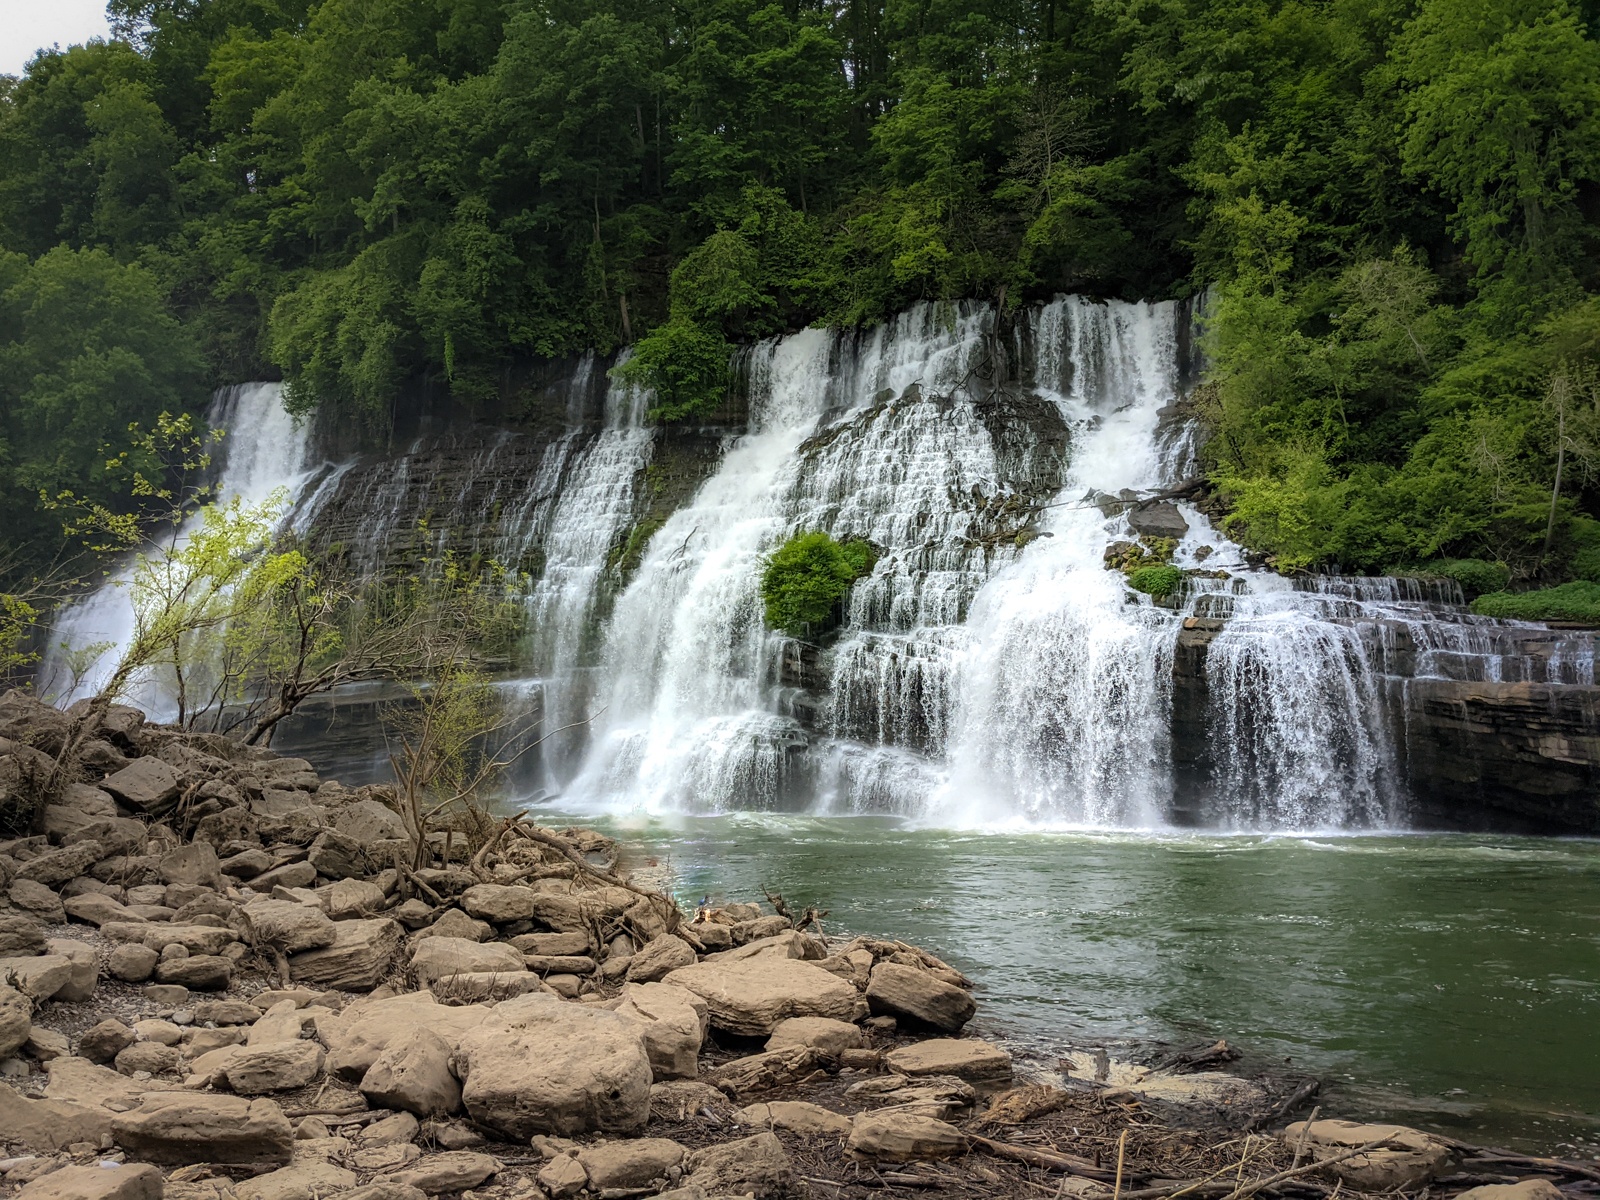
[526, 808, 1600, 1155]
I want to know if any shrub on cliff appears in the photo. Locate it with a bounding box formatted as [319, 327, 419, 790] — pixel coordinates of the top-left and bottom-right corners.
[1126, 565, 1184, 599]
[1471, 582, 1600, 623]
[1407, 559, 1511, 599]
[760, 532, 876, 637]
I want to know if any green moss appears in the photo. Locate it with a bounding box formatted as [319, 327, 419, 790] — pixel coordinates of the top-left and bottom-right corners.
[760, 531, 877, 637]
[608, 514, 666, 580]
[1126, 564, 1184, 599]
[1470, 582, 1600, 623]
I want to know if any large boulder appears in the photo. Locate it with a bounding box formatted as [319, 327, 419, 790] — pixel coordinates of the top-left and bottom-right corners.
[662, 956, 860, 1037]
[14, 1163, 163, 1200]
[0, 1080, 116, 1151]
[1283, 1120, 1457, 1190]
[242, 899, 337, 954]
[322, 993, 490, 1081]
[865, 963, 975, 1033]
[453, 992, 652, 1138]
[683, 1131, 794, 1198]
[288, 917, 402, 991]
[611, 982, 708, 1080]
[360, 1026, 461, 1117]
[101, 757, 181, 814]
[1127, 501, 1189, 539]
[409, 936, 525, 987]
[626, 934, 698, 983]
[111, 1093, 294, 1165]
[460, 883, 537, 923]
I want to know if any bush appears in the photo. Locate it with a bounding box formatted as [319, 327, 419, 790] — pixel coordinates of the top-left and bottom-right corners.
[1126, 564, 1184, 599]
[1408, 558, 1511, 598]
[760, 532, 877, 637]
[1470, 582, 1600, 623]
[610, 318, 732, 422]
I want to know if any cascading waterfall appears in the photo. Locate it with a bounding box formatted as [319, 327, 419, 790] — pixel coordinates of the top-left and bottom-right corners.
[39, 382, 333, 712]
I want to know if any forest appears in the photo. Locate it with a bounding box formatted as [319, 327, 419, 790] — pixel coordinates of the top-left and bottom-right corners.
[6, 0, 1600, 609]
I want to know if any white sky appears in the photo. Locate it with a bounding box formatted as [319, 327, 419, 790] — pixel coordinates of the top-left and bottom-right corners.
[1, 0, 114, 77]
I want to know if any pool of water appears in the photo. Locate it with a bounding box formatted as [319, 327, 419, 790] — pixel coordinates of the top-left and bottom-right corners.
[524, 809, 1600, 1155]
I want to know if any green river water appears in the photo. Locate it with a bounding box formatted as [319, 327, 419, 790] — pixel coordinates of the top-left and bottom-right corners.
[528, 810, 1600, 1155]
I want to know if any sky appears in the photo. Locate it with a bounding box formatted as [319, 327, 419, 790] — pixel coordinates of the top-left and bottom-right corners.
[1, 0, 113, 77]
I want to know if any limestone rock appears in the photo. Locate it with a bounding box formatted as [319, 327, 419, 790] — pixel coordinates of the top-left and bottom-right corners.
[14, 1162, 163, 1200]
[15, 840, 103, 885]
[141, 923, 237, 956]
[510, 930, 591, 956]
[108, 943, 159, 982]
[741, 1099, 853, 1137]
[884, 1038, 1012, 1084]
[159, 843, 223, 890]
[578, 1137, 686, 1189]
[235, 1161, 358, 1200]
[248, 861, 317, 892]
[9, 878, 66, 923]
[306, 829, 366, 879]
[343, 1187, 428, 1200]
[25, 1025, 70, 1060]
[288, 917, 402, 991]
[226, 1040, 325, 1094]
[0, 913, 47, 956]
[429, 970, 547, 1004]
[330, 798, 408, 844]
[360, 1026, 461, 1117]
[320, 877, 384, 920]
[683, 1131, 794, 1198]
[80, 1018, 137, 1064]
[0, 954, 74, 1001]
[409, 935, 525, 986]
[44, 937, 99, 1001]
[322, 993, 489, 1081]
[112, 1093, 294, 1165]
[46, 1054, 167, 1109]
[767, 1016, 863, 1056]
[1454, 1183, 1566, 1200]
[611, 981, 707, 1081]
[0, 1078, 116, 1150]
[409, 907, 491, 944]
[115, 1041, 184, 1075]
[1284, 1120, 1457, 1190]
[662, 955, 859, 1037]
[453, 992, 652, 1138]
[102, 757, 181, 814]
[460, 882, 537, 923]
[866, 962, 976, 1033]
[537, 1154, 588, 1199]
[626, 934, 698, 983]
[848, 1112, 968, 1162]
[154, 953, 232, 990]
[0, 983, 33, 1057]
[242, 899, 337, 954]
[845, 1073, 976, 1120]
[386, 1150, 499, 1194]
[710, 1045, 834, 1099]
[65, 892, 137, 928]
[359, 1111, 421, 1146]
[194, 998, 263, 1025]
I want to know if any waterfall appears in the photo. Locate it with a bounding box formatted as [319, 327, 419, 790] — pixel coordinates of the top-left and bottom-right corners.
[39, 382, 330, 711]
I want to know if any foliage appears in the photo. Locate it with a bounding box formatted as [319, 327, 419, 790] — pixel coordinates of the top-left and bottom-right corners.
[760, 531, 877, 638]
[1407, 558, 1512, 599]
[1125, 564, 1184, 599]
[1471, 581, 1600, 622]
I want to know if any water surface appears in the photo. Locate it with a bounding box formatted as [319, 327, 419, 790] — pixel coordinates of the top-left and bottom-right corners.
[532, 810, 1600, 1154]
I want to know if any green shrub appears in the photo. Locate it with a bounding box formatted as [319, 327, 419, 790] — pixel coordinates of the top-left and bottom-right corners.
[610, 318, 732, 422]
[1126, 564, 1184, 599]
[1470, 582, 1600, 623]
[760, 532, 877, 637]
[1408, 558, 1511, 598]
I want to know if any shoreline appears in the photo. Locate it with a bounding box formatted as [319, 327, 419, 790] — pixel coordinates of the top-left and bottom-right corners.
[1, 690, 1597, 1199]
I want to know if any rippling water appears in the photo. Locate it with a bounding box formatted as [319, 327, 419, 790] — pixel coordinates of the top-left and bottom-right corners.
[526, 809, 1600, 1154]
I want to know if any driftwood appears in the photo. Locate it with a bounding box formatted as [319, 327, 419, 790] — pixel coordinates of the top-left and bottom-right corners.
[967, 1135, 1124, 1182]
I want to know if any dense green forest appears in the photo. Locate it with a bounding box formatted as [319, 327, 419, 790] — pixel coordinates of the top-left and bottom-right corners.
[6, 0, 1600, 598]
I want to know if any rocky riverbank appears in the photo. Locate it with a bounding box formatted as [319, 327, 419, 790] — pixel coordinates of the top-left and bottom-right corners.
[1, 688, 1595, 1200]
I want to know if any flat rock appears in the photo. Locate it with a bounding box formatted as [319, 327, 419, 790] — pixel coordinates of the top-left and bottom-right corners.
[141, 923, 237, 956]
[459, 883, 537, 923]
[385, 1150, 499, 1194]
[45, 937, 99, 1001]
[884, 1038, 1012, 1084]
[662, 955, 859, 1037]
[409, 908, 492, 944]
[102, 757, 181, 814]
[288, 917, 402, 991]
[320, 877, 384, 920]
[15, 1162, 163, 1200]
[1455, 1183, 1566, 1200]
[626, 934, 698, 982]
[453, 992, 652, 1138]
[0, 1080, 116, 1150]
[343, 1186, 428, 1200]
[0, 912, 47, 956]
[9, 878, 66, 923]
[65, 892, 138, 927]
[360, 1026, 461, 1117]
[154, 954, 233, 990]
[226, 1040, 326, 1094]
[866, 962, 975, 1033]
[322, 993, 490, 1080]
[0, 954, 74, 1001]
[740, 1099, 853, 1137]
[848, 1112, 968, 1162]
[767, 1016, 863, 1056]
[577, 1137, 686, 1189]
[683, 1130, 794, 1198]
[235, 1161, 357, 1200]
[429, 970, 547, 1004]
[1283, 1119, 1457, 1190]
[112, 1093, 294, 1165]
[410, 936, 525, 986]
[1128, 500, 1190, 539]
[509, 931, 591, 956]
[242, 899, 337, 954]
[15, 840, 103, 885]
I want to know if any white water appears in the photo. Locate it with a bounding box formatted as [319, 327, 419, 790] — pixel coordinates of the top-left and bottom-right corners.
[40, 382, 328, 712]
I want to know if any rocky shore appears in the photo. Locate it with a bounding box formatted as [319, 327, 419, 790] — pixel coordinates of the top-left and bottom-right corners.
[0, 688, 1594, 1200]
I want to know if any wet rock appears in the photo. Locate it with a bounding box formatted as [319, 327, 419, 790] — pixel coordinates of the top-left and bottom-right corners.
[1127, 501, 1189, 539]
[14, 1162, 163, 1200]
[683, 1131, 794, 1198]
[225, 1041, 325, 1094]
[101, 758, 180, 815]
[360, 1027, 460, 1117]
[662, 956, 859, 1037]
[578, 1137, 686, 1189]
[866, 962, 975, 1034]
[385, 1150, 499, 1194]
[1284, 1119, 1457, 1190]
[235, 1161, 357, 1200]
[80, 1019, 137, 1064]
[884, 1038, 1012, 1084]
[112, 1093, 294, 1165]
[848, 1112, 968, 1162]
[626, 934, 698, 983]
[611, 981, 707, 1081]
[410, 936, 524, 986]
[453, 992, 652, 1138]
[767, 1016, 863, 1056]
[288, 917, 402, 991]
[740, 1099, 853, 1138]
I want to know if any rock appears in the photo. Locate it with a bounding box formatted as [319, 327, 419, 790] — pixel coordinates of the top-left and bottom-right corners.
[359, 1111, 421, 1146]
[14, 1162, 163, 1200]
[143, 983, 190, 1006]
[741, 1099, 853, 1137]
[523, 953, 597, 974]
[158, 843, 223, 890]
[288, 917, 402, 991]
[429, 971, 548, 1004]
[884, 1038, 1012, 1084]
[15, 841, 103, 885]
[459, 883, 537, 923]
[226, 1041, 325, 1094]
[453, 992, 652, 1138]
[108, 944, 160, 982]
[711, 930, 826, 962]
[409, 908, 491, 944]
[845, 1073, 976, 1120]
[235, 1161, 358, 1200]
[662, 956, 859, 1037]
[186, 1044, 244, 1087]
[578, 1137, 686, 1189]
[320, 877, 384, 920]
[651, 1079, 735, 1122]
[342, 1187, 428, 1200]
[134, 1019, 184, 1045]
[102, 757, 181, 814]
[0, 954, 75, 1001]
[848, 1112, 968, 1162]
[386, 1150, 499, 1194]
[44, 938, 99, 1001]
[154, 954, 232, 990]
[112, 1093, 294, 1165]
[142, 923, 237, 956]
[186, 1027, 245, 1056]
[247, 861, 317, 892]
[1454, 1183, 1566, 1200]
[330, 799, 408, 844]
[0, 1078, 116, 1150]
[242, 899, 337, 954]
[432, 1121, 483, 1150]
[0, 988, 35, 1059]
[64, 892, 137, 928]
[194, 998, 263, 1025]
[0, 913, 46, 957]
[25, 1026, 70, 1060]
[611, 981, 707, 1081]
[80, 1019, 137, 1064]
[626, 934, 698, 983]
[710, 1045, 833, 1099]
[1127, 500, 1189, 539]
[866, 963, 976, 1034]
[409, 936, 525, 986]
[115, 1041, 184, 1075]
[1283, 1120, 1456, 1190]
[537, 1154, 588, 1199]
[510, 930, 591, 955]
[322, 993, 489, 1080]
[360, 1026, 460, 1117]
[683, 1131, 794, 1198]
[767, 1016, 863, 1056]
[306, 829, 365, 879]
[46, 1054, 168, 1109]
[9, 879, 66, 923]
